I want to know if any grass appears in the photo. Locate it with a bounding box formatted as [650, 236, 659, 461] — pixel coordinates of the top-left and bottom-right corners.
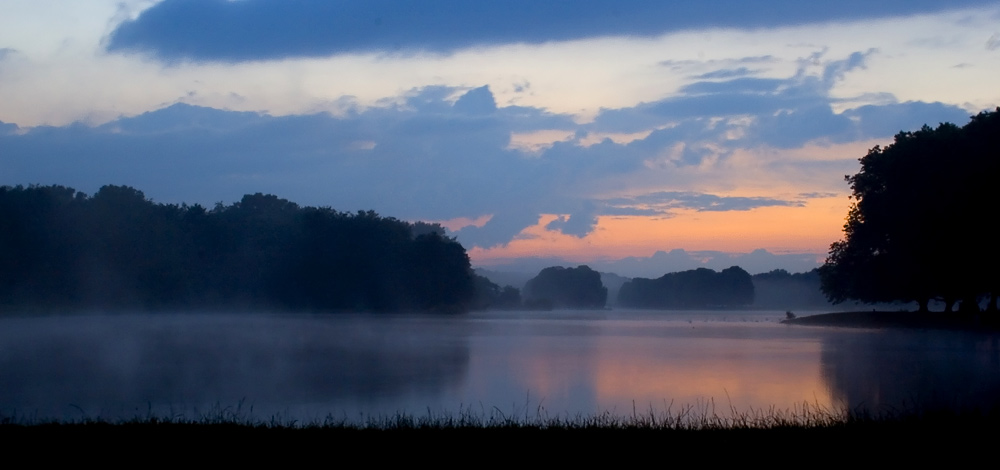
[4, 402, 997, 462]
[3, 399, 995, 432]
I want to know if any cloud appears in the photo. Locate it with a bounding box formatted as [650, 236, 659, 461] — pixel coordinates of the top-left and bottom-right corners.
[544, 201, 599, 238]
[454, 211, 544, 247]
[592, 49, 973, 151]
[0, 53, 981, 250]
[842, 102, 973, 138]
[0, 121, 18, 135]
[680, 77, 786, 95]
[693, 67, 760, 79]
[604, 192, 804, 215]
[453, 86, 497, 115]
[797, 192, 839, 199]
[104, 0, 994, 61]
[988, 33, 1000, 51]
[821, 48, 877, 87]
[590, 74, 823, 134]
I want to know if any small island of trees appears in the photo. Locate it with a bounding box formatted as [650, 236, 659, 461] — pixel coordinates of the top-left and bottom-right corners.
[523, 265, 608, 309]
[618, 266, 754, 309]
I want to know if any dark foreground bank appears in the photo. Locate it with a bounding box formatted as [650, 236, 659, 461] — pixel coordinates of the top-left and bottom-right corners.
[4, 409, 999, 455]
[782, 310, 1000, 331]
[2, 416, 997, 466]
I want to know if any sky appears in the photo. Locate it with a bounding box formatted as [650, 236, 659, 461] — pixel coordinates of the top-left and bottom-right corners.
[2, 0, 998, 276]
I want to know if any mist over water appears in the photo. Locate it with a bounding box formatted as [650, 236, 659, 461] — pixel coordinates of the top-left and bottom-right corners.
[2, 310, 998, 423]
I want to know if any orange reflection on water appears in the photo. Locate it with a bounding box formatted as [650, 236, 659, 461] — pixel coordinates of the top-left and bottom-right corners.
[586, 336, 834, 413]
[479, 325, 836, 416]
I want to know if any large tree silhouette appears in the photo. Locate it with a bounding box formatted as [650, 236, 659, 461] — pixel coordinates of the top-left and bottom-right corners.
[820, 108, 1000, 312]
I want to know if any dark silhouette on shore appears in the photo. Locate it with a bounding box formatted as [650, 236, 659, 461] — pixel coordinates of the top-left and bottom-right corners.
[471, 274, 522, 310]
[0, 185, 476, 312]
[820, 108, 1000, 313]
[522, 265, 607, 309]
[617, 266, 754, 309]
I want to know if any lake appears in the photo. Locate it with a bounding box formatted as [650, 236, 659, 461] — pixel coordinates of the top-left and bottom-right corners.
[2, 310, 998, 424]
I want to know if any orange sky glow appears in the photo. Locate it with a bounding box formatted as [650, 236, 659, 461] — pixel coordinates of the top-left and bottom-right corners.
[469, 196, 849, 265]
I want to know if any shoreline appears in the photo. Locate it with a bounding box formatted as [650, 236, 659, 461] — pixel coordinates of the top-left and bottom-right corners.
[781, 310, 1000, 331]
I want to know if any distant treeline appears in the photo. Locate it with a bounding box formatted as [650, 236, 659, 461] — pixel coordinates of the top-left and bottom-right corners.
[0, 185, 475, 312]
[618, 266, 754, 309]
[475, 266, 829, 311]
[751, 269, 828, 309]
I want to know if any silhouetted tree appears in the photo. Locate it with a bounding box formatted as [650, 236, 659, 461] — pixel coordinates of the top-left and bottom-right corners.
[523, 265, 606, 309]
[618, 266, 754, 309]
[471, 274, 522, 310]
[820, 108, 1000, 312]
[0, 185, 478, 313]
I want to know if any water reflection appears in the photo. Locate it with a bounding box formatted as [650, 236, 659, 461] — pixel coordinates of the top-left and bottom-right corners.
[1, 310, 998, 422]
[821, 328, 1000, 413]
[0, 313, 470, 420]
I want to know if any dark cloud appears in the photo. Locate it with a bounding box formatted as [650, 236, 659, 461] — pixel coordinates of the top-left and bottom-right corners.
[821, 49, 877, 87]
[453, 86, 497, 115]
[454, 211, 545, 248]
[0, 121, 18, 135]
[694, 67, 758, 79]
[988, 33, 1000, 51]
[544, 201, 599, 237]
[599, 206, 665, 217]
[798, 192, 839, 199]
[749, 104, 856, 148]
[842, 102, 973, 139]
[590, 75, 825, 134]
[105, 0, 993, 61]
[98, 103, 270, 134]
[605, 191, 804, 214]
[680, 77, 785, 95]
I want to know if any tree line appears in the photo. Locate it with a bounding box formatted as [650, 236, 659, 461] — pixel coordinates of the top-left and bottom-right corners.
[473, 265, 760, 310]
[0, 185, 475, 312]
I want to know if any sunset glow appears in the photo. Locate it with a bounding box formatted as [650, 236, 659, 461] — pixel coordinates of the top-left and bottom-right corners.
[2, 0, 996, 274]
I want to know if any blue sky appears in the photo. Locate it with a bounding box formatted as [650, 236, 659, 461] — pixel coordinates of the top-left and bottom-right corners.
[2, 0, 998, 275]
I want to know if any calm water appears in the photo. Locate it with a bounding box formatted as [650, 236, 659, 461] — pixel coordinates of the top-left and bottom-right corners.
[2, 310, 998, 423]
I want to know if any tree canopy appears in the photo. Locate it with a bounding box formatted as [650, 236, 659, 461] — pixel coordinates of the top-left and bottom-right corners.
[523, 265, 607, 309]
[0, 185, 475, 313]
[819, 108, 1000, 312]
[618, 266, 754, 309]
